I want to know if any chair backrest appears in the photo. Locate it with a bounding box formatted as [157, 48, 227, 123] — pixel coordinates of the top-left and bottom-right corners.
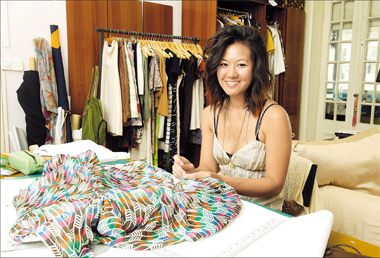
[281, 154, 322, 216]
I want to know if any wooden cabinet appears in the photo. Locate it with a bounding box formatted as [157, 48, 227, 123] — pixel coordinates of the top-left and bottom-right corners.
[66, 0, 143, 116]
[181, 1, 217, 49]
[143, 2, 173, 35]
[182, 0, 305, 139]
[66, 1, 174, 117]
[66, 1, 108, 116]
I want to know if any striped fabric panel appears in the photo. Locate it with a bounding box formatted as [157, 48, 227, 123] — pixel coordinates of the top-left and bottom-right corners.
[10, 150, 241, 257]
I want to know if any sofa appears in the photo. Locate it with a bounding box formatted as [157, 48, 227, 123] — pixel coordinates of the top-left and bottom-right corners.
[291, 126, 380, 247]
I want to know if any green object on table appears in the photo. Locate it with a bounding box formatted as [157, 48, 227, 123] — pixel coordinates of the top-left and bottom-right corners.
[9, 150, 45, 175]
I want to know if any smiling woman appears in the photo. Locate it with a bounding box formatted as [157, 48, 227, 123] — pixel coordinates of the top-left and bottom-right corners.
[217, 42, 253, 98]
[172, 25, 293, 211]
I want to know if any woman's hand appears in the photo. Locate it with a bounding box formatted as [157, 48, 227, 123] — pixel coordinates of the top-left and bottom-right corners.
[172, 155, 195, 179]
[182, 171, 220, 180]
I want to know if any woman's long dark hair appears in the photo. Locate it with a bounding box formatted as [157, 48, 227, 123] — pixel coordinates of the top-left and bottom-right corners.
[203, 25, 272, 117]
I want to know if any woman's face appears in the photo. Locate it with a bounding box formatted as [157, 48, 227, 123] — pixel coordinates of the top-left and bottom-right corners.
[217, 42, 253, 98]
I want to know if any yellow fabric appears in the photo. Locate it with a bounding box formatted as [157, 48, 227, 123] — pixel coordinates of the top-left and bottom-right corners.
[282, 154, 324, 215]
[154, 51, 168, 117]
[319, 185, 380, 247]
[51, 29, 60, 49]
[266, 28, 275, 54]
[292, 126, 380, 197]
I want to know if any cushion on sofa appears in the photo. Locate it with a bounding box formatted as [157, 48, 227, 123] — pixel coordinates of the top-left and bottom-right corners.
[319, 185, 380, 247]
[292, 126, 380, 197]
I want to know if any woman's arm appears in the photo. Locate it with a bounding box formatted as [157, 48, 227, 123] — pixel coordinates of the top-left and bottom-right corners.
[172, 106, 219, 179]
[195, 106, 220, 173]
[184, 104, 292, 198]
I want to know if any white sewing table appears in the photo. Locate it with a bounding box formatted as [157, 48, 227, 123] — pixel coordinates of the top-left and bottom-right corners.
[1, 176, 333, 257]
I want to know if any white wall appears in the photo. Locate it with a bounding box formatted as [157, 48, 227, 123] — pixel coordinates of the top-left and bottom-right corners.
[0, 1, 68, 153]
[299, 1, 325, 141]
[0, 0, 182, 153]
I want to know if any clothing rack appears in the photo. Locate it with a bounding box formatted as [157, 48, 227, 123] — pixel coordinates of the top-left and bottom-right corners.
[217, 7, 252, 19]
[95, 27, 200, 95]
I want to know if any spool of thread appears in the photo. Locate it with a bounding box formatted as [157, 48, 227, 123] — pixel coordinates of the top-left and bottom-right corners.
[29, 57, 36, 70]
[29, 144, 38, 152]
[72, 129, 82, 142]
[71, 114, 81, 131]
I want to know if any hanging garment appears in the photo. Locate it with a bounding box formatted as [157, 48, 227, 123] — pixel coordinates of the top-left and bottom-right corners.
[190, 56, 204, 131]
[100, 40, 123, 136]
[166, 49, 183, 170]
[50, 25, 72, 143]
[168, 72, 184, 166]
[81, 97, 107, 145]
[266, 28, 275, 55]
[33, 37, 58, 143]
[130, 116, 151, 162]
[16, 71, 47, 147]
[153, 47, 168, 167]
[141, 53, 151, 121]
[266, 25, 285, 76]
[155, 50, 169, 117]
[179, 54, 198, 156]
[136, 41, 144, 96]
[125, 41, 143, 126]
[9, 150, 242, 257]
[118, 40, 130, 125]
[148, 53, 164, 156]
[277, 25, 288, 69]
[130, 53, 152, 163]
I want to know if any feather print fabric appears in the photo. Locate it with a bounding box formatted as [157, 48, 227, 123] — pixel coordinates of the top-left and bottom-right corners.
[9, 151, 241, 257]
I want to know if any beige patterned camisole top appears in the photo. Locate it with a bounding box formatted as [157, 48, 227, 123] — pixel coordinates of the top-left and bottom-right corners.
[213, 105, 285, 211]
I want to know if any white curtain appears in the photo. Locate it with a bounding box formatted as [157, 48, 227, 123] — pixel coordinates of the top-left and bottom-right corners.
[1, 71, 9, 153]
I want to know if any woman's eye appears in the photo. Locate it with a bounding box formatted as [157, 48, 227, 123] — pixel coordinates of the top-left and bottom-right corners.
[238, 63, 247, 67]
[219, 63, 227, 67]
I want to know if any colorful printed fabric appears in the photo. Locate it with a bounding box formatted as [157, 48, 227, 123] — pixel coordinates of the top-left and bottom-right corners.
[10, 151, 241, 257]
[33, 37, 58, 143]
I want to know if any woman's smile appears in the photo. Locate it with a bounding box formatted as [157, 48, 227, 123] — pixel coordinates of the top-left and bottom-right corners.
[217, 42, 253, 97]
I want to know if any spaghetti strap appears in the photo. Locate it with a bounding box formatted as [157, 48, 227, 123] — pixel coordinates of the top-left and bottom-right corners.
[213, 111, 220, 137]
[255, 103, 279, 141]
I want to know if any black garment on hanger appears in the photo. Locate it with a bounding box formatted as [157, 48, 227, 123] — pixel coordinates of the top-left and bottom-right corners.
[164, 48, 183, 172]
[179, 53, 198, 156]
[17, 71, 47, 147]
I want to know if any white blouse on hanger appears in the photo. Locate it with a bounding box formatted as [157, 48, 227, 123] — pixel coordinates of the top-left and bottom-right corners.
[266, 25, 285, 76]
[100, 40, 123, 136]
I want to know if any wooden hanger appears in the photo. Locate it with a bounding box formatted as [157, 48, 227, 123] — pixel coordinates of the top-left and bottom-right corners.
[158, 41, 173, 58]
[167, 41, 185, 59]
[140, 39, 155, 57]
[149, 39, 170, 58]
[175, 42, 191, 59]
[196, 43, 203, 55]
[185, 42, 199, 58]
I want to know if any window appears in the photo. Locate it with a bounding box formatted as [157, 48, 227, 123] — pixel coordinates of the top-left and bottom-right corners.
[323, 0, 380, 126]
[360, 2, 380, 124]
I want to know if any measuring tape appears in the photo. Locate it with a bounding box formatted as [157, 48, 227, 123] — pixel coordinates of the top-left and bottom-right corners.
[216, 216, 286, 257]
[150, 247, 182, 257]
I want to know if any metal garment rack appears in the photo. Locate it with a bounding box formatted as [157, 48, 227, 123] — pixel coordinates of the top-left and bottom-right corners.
[95, 27, 200, 93]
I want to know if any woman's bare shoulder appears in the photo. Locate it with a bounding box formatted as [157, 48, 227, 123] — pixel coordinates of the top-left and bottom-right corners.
[202, 105, 215, 129]
[264, 100, 289, 119]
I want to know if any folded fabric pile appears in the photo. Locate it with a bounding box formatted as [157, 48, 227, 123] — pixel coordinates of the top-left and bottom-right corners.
[9, 150, 242, 257]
